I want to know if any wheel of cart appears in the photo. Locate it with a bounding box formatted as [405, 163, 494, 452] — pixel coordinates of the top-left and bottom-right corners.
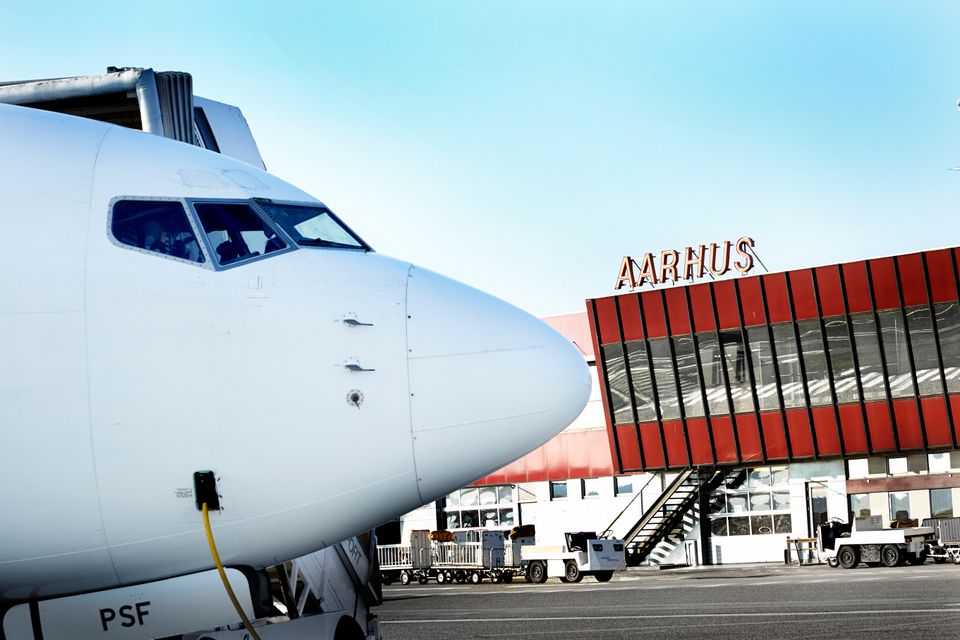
[837, 545, 860, 569]
[417, 573, 429, 585]
[906, 550, 927, 565]
[399, 571, 411, 585]
[469, 571, 482, 585]
[594, 571, 613, 582]
[503, 570, 514, 583]
[436, 570, 452, 584]
[563, 560, 583, 583]
[454, 570, 467, 583]
[528, 561, 547, 584]
[880, 544, 901, 568]
[381, 571, 394, 585]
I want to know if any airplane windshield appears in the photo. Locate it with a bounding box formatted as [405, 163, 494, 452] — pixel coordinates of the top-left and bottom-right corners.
[256, 201, 367, 250]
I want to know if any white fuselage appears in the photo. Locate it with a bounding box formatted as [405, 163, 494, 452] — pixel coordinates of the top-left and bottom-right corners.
[0, 104, 590, 603]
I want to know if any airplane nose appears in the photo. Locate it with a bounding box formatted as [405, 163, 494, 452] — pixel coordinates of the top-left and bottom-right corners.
[406, 265, 591, 503]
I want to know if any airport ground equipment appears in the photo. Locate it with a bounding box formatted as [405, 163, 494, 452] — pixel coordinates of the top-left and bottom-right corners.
[379, 530, 516, 585]
[520, 531, 626, 583]
[920, 517, 960, 564]
[820, 517, 936, 569]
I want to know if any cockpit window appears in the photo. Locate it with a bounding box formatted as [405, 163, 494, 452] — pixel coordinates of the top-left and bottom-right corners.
[112, 200, 204, 263]
[256, 201, 367, 250]
[194, 202, 288, 267]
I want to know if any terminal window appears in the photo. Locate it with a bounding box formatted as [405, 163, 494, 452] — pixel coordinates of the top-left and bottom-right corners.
[709, 466, 791, 537]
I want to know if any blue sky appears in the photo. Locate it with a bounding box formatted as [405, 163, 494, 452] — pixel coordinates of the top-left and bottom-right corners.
[3, 2, 960, 315]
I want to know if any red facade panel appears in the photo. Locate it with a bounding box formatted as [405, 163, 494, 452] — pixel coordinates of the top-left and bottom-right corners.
[865, 402, 896, 452]
[759, 412, 789, 460]
[713, 280, 740, 330]
[951, 395, 960, 446]
[763, 273, 791, 324]
[843, 261, 872, 314]
[919, 396, 952, 448]
[587, 302, 620, 473]
[870, 258, 900, 310]
[710, 416, 739, 464]
[735, 413, 764, 464]
[662, 420, 690, 467]
[641, 292, 667, 338]
[811, 406, 842, 456]
[738, 277, 766, 326]
[616, 425, 642, 471]
[891, 398, 923, 450]
[617, 294, 644, 341]
[815, 266, 845, 317]
[838, 404, 869, 455]
[594, 297, 621, 344]
[785, 409, 815, 458]
[686, 418, 714, 465]
[664, 288, 691, 335]
[639, 422, 666, 469]
[897, 253, 927, 308]
[926, 249, 958, 303]
[688, 283, 716, 332]
[789, 269, 819, 320]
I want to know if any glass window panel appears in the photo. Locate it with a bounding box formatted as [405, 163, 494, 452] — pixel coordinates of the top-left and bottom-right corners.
[720, 330, 754, 413]
[497, 486, 513, 503]
[728, 516, 750, 535]
[112, 200, 205, 263]
[750, 515, 773, 535]
[773, 513, 793, 534]
[727, 492, 750, 513]
[673, 334, 705, 418]
[650, 338, 680, 420]
[195, 202, 286, 266]
[711, 517, 728, 536]
[446, 512, 460, 528]
[931, 488, 954, 518]
[849, 493, 871, 518]
[749, 492, 771, 511]
[479, 487, 497, 506]
[461, 488, 478, 507]
[446, 490, 460, 508]
[888, 457, 908, 475]
[603, 344, 633, 425]
[905, 306, 943, 396]
[709, 493, 727, 514]
[748, 467, 772, 489]
[934, 302, 960, 394]
[770, 466, 789, 486]
[697, 332, 729, 416]
[481, 509, 499, 527]
[626, 341, 657, 422]
[499, 509, 515, 527]
[747, 326, 779, 411]
[824, 317, 860, 403]
[888, 492, 910, 521]
[851, 312, 887, 402]
[848, 459, 869, 479]
[581, 478, 604, 498]
[772, 323, 806, 409]
[929, 453, 951, 474]
[461, 510, 480, 528]
[615, 476, 634, 496]
[256, 201, 365, 249]
[772, 491, 791, 510]
[549, 481, 567, 500]
[797, 319, 831, 407]
[879, 310, 915, 399]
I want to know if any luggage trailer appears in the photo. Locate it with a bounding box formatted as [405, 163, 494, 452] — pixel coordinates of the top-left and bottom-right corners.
[378, 530, 517, 585]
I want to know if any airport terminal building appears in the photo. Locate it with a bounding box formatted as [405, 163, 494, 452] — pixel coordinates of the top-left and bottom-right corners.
[397, 245, 960, 565]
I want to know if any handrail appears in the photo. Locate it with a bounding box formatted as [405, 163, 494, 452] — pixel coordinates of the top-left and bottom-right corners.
[621, 469, 697, 544]
[599, 473, 660, 539]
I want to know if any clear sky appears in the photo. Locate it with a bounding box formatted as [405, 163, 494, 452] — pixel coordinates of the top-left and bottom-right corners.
[3, 2, 959, 316]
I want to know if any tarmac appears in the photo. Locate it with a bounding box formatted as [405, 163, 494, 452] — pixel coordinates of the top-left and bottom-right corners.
[377, 561, 960, 639]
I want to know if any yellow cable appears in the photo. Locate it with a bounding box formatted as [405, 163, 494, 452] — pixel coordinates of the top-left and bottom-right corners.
[202, 502, 263, 640]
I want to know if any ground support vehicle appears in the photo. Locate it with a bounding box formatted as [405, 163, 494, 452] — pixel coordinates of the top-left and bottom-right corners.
[821, 518, 936, 569]
[520, 532, 626, 583]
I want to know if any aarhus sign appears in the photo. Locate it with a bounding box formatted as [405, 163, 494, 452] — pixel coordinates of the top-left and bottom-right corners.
[615, 237, 756, 290]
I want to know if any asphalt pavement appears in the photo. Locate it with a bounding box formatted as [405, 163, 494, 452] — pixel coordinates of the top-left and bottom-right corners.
[377, 562, 960, 639]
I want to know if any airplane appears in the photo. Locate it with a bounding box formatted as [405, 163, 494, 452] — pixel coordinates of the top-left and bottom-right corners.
[0, 102, 590, 638]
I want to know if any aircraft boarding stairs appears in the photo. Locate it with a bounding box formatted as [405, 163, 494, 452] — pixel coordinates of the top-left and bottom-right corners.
[601, 467, 746, 566]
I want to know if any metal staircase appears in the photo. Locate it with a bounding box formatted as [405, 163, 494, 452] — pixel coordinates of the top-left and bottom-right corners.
[602, 467, 748, 566]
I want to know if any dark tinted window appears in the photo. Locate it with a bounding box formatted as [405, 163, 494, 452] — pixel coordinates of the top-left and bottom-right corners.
[112, 200, 204, 263]
[626, 341, 657, 422]
[772, 323, 805, 409]
[650, 338, 680, 420]
[721, 330, 754, 413]
[194, 202, 287, 266]
[798, 319, 831, 406]
[602, 343, 632, 425]
[878, 310, 915, 399]
[936, 302, 960, 393]
[257, 201, 366, 250]
[698, 332, 729, 416]
[851, 313, 887, 401]
[747, 326, 778, 411]
[673, 335, 705, 418]
[824, 317, 859, 403]
[905, 306, 943, 397]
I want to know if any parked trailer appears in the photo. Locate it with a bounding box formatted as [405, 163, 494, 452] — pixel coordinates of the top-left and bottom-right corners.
[379, 530, 516, 585]
[921, 517, 960, 564]
[821, 517, 936, 569]
[521, 531, 626, 583]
